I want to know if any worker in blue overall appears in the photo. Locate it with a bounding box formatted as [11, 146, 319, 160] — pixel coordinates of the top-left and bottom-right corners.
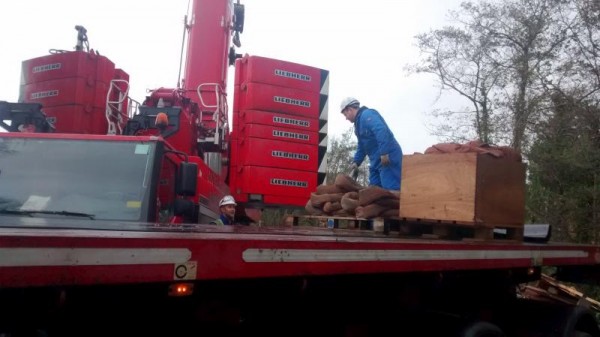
[340, 97, 403, 191]
[211, 195, 237, 225]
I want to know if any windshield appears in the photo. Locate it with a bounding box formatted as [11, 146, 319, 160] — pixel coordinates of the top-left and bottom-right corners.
[0, 137, 156, 221]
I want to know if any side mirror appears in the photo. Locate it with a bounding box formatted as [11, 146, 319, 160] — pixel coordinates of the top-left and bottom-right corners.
[176, 162, 197, 196]
[174, 199, 194, 217]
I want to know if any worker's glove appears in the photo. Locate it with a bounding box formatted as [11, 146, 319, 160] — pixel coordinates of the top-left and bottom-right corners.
[349, 162, 359, 180]
[380, 154, 390, 166]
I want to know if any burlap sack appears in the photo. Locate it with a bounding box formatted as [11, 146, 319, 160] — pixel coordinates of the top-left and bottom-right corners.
[323, 201, 342, 213]
[355, 203, 387, 219]
[316, 183, 345, 195]
[498, 146, 522, 162]
[340, 191, 359, 213]
[310, 192, 344, 208]
[358, 186, 396, 206]
[380, 208, 399, 218]
[334, 174, 364, 192]
[373, 197, 400, 209]
[305, 199, 324, 215]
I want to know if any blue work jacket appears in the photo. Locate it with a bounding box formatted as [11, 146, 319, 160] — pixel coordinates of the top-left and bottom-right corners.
[353, 106, 403, 190]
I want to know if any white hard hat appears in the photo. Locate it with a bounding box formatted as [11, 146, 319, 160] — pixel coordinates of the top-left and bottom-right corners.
[340, 97, 360, 113]
[219, 195, 237, 207]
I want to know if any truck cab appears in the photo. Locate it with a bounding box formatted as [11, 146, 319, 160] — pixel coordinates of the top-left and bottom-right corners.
[0, 132, 202, 225]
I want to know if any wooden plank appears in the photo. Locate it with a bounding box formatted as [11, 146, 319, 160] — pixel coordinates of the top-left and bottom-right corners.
[293, 215, 392, 231]
[400, 216, 480, 226]
[396, 219, 524, 242]
[522, 274, 600, 312]
[292, 215, 522, 241]
[372, 218, 385, 232]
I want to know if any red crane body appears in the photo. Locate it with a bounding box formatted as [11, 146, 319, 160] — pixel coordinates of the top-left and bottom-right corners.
[184, 0, 233, 99]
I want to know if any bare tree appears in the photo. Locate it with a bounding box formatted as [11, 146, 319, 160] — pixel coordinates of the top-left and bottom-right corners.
[408, 19, 505, 144]
[552, 0, 600, 103]
[409, 0, 571, 152]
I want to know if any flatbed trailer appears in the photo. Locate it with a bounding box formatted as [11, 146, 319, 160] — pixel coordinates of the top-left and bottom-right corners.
[1, 218, 598, 287]
[1, 217, 600, 337]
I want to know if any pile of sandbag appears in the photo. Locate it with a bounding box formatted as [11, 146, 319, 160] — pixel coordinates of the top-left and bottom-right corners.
[425, 140, 522, 162]
[305, 174, 400, 219]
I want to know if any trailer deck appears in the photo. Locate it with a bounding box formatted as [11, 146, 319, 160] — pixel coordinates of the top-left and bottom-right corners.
[1, 215, 598, 288]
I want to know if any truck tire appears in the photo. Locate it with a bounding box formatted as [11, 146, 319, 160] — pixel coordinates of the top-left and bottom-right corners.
[561, 306, 600, 337]
[460, 321, 505, 337]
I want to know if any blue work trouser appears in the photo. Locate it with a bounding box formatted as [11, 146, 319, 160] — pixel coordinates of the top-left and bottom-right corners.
[369, 148, 402, 190]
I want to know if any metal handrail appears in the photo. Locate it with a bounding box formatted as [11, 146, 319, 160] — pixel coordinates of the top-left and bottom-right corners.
[105, 79, 130, 135]
[196, 83, 228, 145]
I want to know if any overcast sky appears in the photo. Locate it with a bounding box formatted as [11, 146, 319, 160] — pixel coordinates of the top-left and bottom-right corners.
[0, 0, 465, 154]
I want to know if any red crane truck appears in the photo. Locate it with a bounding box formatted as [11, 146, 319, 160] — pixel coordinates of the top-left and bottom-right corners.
[1, 1, 600, 336]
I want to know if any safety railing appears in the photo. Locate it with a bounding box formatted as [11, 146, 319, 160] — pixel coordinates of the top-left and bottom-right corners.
[196, 83, 228, 147]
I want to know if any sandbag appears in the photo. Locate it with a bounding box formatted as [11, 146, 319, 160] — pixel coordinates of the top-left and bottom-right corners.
[340, 191, 359, 212]
[355, 203, 388, 219]
[334, 174, 364, 192]
[373, 197, 400, 209]
[323, 201, 342, 213]
[310, 192, 344, 208]
[305, 199, 324, 215]
[358, 186, 396, 206]
[380, 208, 399, 218]
[316, 183, 345, 195]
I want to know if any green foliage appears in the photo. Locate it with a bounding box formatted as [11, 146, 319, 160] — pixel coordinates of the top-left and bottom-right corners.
[527, 94, 600, 244]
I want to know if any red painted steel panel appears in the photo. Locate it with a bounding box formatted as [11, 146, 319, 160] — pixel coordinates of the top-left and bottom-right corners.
[237, 109, 319, 133]
[234, 58, 243, 86]
[236, 137, 318, 171]
[238, 123, 318, 145]
[232, 84, 241, 114]
[231, 165, 316, 204]
[21, 77, 108, 108]
[262, 194, 312, 207]
[0, 227, 599, 287]
[114, 68, 129, 81]
[41, 104, 107, 134]
[190, 156, 229, 213]
[20, 51, 115, 85]
[0, 132, 155, 142]
[236, 55, 329, 94]
[237, 82, 323, 119]
[229, 135, 239, 166]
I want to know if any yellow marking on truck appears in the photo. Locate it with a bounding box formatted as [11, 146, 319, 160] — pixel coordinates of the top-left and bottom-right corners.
[127, 201, 142, 208]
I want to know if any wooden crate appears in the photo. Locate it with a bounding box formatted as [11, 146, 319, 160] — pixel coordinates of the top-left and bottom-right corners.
[399, 152, 526, 227]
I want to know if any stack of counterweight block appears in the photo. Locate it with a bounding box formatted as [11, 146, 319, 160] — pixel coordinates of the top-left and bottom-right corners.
[230, 55, 329, 207]
[20, 50, 129, 134]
